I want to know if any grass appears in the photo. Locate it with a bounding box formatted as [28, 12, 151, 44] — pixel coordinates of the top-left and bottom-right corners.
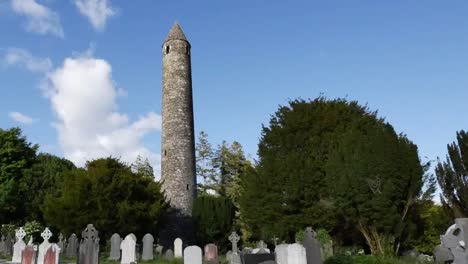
[99, 258, 183, 264]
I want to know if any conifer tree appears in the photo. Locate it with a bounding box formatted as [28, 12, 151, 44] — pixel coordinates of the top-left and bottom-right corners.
[436, 130, 468, 217]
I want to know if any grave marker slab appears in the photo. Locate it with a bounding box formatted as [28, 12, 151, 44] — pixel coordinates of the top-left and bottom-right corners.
[287, 243, 306, 264]
[142, 233, 154, 261]
[204, 244, 218, 263]
[164, 249, 174, 260]
[78, 224, 99, 264]
[275, 244, 288, 264]
[120, 235, 136, 264]
[174, 238, 183, 258]
[21, 245, 36, 264]
[184, 246, 202, 264]
[303, 227, 322, 264]
[109, 233, 121, 260]
[66, 234, 78, 257]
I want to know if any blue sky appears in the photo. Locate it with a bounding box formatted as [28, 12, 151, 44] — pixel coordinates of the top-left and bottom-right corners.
[0, 0, 467, 175]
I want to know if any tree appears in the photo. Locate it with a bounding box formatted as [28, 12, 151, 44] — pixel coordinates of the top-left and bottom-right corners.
[21, 153, 76, 222]
[131, 155, 155, 178]
[239, 98, 376, 242]
[43, 157, 167, 239]
[436, 130, 468, 218]
[327, 121, 426, 256]
[196, 131, 218, 193]
[192, 194, 235, 250]
[0, 127, 38, 224]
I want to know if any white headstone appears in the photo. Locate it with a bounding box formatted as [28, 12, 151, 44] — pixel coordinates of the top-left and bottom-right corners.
[184, 246, 202, 264]
[287, 243, 307, 264]
[174, 238, 183, 258]
[38, 228, 53, 264]
[120, 235, 136, 264]
[275, 244, 289, 264]
[12, 227, 26, 263]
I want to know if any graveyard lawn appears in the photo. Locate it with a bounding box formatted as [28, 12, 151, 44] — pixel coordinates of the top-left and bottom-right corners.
[324, 255, 433, 264]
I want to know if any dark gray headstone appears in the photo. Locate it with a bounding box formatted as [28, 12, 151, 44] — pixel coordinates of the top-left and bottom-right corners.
[141, 234, 154, 261]
[0, 235, 6, 255]
[164, 249, 174, 260]
[241, 253, 275, 264]
[66, 234, 78, 257]
[109, 233, 121, 260]
[303, 227, 322, 264]
[79, 224, 99, 264]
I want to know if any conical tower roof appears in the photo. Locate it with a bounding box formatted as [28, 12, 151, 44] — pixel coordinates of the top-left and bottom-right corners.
[164, 22, 188, 43]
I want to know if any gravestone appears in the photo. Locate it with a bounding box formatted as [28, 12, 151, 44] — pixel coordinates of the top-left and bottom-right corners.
[174, 238, 183, 258]
[287, 243, 307, 264]
[253, 241, 270, 254]
[109, 233, 121, 260]
[12, 227, 26, 263]
[439, 219, 468, 264]
[21, 245, 36, 264]
[275, 244, 288, 264]
[184, 246, 202, 264]
[0, 235, 5, 255]
[155, 244, 163, 256]
[241, 252, 275, 264]
[229, 232, 240, 253]
[120, 234, 136, 264]
[230, 253, 241, 264]
[5, 234, 14, 256]
[142, 233, 154, 261]
[43, 245, 60, 264]
[38, 228, 53, 264]
[164, 249, 174, 260]
[204, 244, 218, 264]
[66, 234, 78, 257]
[57, 234, 65, 251]
[78, 224, 99, 264]
[303, 227, 322, 264]
[129, 234, 136, 242]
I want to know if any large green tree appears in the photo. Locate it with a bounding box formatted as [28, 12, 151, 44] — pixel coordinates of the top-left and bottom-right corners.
[22, 153, 76, 222]
[0, 127, 38, 223]
[436, 130, 468, 218]
[43, 157, 167, 239]
[326, 121, 427, 255]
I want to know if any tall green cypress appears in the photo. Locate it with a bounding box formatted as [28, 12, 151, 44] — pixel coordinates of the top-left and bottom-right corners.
[436, 130, 468, 217]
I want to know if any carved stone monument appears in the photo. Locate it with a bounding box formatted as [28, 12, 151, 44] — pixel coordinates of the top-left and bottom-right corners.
[12, 227, 26, 263]
[79, 224, 99, 264]
[142, 233, 154, 261]
[109, 233, 121, 260]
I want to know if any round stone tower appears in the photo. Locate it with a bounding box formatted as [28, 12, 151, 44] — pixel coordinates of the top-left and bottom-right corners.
[161, 22, 196, 216]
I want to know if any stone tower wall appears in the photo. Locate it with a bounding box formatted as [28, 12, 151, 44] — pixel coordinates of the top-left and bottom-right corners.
[161, 37, 196, 216]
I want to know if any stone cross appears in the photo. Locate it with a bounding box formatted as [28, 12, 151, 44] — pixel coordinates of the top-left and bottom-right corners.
[229, 232, 240, 253]
[38, 228, 53, 264]
[79, 224, 99, 264]
[12, 227, 27, 263]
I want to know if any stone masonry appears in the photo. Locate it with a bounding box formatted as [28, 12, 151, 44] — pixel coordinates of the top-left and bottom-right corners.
[161, 22, 197, 216]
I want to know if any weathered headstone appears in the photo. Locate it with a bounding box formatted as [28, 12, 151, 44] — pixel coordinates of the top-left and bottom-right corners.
[275, 244, 288, 264]
[43, 245, 60, 264]
[204, 244, 218, 263]
[57, 234, 65, 251]
[12, 227, 26, 263]
[129, 234, 137, 242]
[142, 233, 154, 261]
[164, 249, 174, 260]
[184, 246, 202, 264]
[155, 244, 163, 256]
[38, 228, 53, 264]
[229, 253, 241, 264]
[66, 234, 78, 257]
[253, 241, 270, 254]
[21, 245, 36, 264]
[229, 232, 240, 253]
[120, 234, 136, 264]
[0, 235, 6, 255]
[109, 233, 121, 260]
[5, 234, 14, 256]
[174, 238, 183, 258]
[78, 224, 99, 264]
[303, 227, 322, 264]
[288, 243, 307, 264]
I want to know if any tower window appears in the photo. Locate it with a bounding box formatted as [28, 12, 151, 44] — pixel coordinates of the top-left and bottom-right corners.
[186, 46, 190, 55]
[186, 184, 189, 190]
[164, 150, 167, 156]
[165, 45, 170, 54]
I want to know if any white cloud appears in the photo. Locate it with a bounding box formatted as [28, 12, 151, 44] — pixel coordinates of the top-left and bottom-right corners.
[3, 48, 52, 73]
[9, 111, 36, 124]
[43, 52, 161, 175]
[10, 0, 64, 37]
[73, 0, 115, 31]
